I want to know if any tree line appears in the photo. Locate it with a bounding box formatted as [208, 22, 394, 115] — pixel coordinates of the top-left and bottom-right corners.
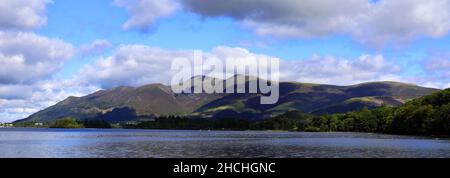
[132, 89, 450, 136]
[255, 88, 450, 135]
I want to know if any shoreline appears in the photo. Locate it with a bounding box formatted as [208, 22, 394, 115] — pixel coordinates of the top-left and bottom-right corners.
[3, 127, 449, 139]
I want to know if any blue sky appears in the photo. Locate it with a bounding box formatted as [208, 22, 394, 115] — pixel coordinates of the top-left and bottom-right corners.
[1, 0, 450, 122]
[38, 1, 364, 71]
[35, 0, 450, 81]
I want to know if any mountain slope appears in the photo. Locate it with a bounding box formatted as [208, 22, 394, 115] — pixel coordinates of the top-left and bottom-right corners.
[193, 81, 439, 119]
[18, 76, 440, 123]
[22, 82, 224, 123]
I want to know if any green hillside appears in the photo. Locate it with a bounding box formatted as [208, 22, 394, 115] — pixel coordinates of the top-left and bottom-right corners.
[16, 76, 439, 124]
[267, 88, 450, 136]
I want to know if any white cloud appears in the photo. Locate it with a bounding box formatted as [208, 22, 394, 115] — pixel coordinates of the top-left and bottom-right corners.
[77, 45, 402, 88]
[444, 83, 450, 89]
[0, 31, 76, 122]
[78, 45, 272, 88]
[77, 45, 190, 88]
[420, 51, 450, 88]
[0, 80, 100, 122]
[0, 31, 74, 84]
[0, 84, 33, 99]
[113, 0, 178, 32]
[353, 0, 450, 46]
[398, 76, 450, 89]
[79, 39, 112, 56]
[182, 0, 450, 47]
[281, 54, 402, 85]
[0, 0, 51, 30]
[425, 52, 450, 74]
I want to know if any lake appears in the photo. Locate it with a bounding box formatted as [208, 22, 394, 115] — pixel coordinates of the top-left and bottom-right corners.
[0, 128, 449, 158]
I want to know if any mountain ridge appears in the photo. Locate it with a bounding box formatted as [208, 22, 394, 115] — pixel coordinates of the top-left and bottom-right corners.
[17, 76, 440, 123]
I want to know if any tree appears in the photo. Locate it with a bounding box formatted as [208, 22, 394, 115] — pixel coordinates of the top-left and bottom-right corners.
[430, 104, 450, 135]
[83, 119, 112, 128]
[371, 105, 393, 133]
[50, 117, 84, 128]
[391, 104, 434, 134]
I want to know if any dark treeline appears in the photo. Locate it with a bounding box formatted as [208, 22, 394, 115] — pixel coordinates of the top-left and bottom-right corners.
[82, 119, 113, 128]
[132, 89, 450, 136]
[128, 116, 252, 130]
[40, 118, 112, 129]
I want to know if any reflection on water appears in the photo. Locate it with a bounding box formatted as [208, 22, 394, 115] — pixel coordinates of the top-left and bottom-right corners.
[0, 128, 449, 158]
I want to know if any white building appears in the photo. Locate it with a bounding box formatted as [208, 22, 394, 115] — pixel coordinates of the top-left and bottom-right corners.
[0, 122, 13, 128]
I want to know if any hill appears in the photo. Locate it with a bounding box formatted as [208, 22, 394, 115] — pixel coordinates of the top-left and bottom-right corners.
[17, 76, 439, 124]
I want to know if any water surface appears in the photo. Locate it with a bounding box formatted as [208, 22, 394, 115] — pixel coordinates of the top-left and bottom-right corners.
[0, 128, 449, 158]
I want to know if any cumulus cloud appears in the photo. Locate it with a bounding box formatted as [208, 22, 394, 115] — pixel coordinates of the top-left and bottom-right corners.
[420, 51, 450, 88]
[0, 84, 33, 100]
[0, 1, 80, 122]
[0, 99, 41, 122]
[282, 54, 402, 85]
[182, 0, 450, 47]
[0, 31, 77, 122]
[0, 80, 99, 122]
[183, 0, 365, 37]
[79, 39, 112, 56]
[76, 45, 191, 88]
[0, 0, 51, 30]
[0, 31, 74, 84]
[113, 0, 178, 32]
[78, 45, 280, 89]
[354, 0, 450, 46]
[444, 83, 450, 89]
[425, 52, 450, 74]
[76, 45, 402, 89]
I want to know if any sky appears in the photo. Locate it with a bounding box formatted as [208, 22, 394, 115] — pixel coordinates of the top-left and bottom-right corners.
[1, 0, 450, 122]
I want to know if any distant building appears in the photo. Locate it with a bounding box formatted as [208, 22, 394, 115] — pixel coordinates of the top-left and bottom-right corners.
[125, 121, 138, 125]
[0, 122, 13, 128]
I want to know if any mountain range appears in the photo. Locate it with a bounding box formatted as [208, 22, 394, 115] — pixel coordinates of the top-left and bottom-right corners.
[18, 75, 439, 123]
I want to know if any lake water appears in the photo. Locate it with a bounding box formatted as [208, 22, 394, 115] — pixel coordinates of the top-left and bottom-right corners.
[0, 128, 449, 158]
